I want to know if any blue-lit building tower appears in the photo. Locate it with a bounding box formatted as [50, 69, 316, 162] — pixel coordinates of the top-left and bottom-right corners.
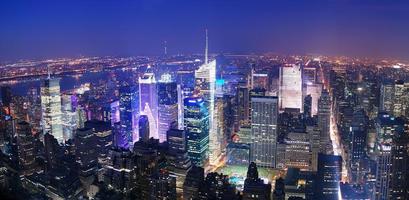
[158, 74, 178, 143]
[119, 86, 138, 148]
[138, 115, 150, 142]
[184, 96, 209, 167]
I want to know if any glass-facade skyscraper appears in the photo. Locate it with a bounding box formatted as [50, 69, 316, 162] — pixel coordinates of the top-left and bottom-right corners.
[119, 86, 138, 148]
[184, 96, 209, 167]
[41, 77, 63, 143]
[139, 66, 159, 140]
[158, 74, 178, 143]
[279, 63, 303, 112]
[250, 96, 278, 168]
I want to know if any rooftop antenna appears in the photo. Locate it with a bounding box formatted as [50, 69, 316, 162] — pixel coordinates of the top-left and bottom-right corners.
[47, 64, 51, 79]
[164, 40, 167, 56]
[205, 29, 208, 64]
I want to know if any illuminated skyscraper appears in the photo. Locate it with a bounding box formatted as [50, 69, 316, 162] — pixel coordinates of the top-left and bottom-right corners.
[166, 123, 192, 195]
[318, 90, 331, 154]
[75, 127, 98, 195]
[139, 66, 159, 140]
[305, 83, 322, 116]
[158, 74, 178, 143]
[119, 86, 138, 148]
[380, 81, 394, 114]
[392, 80, 408, 117]
[374, 113, 405, 200]
[138, 115, 149, 141]
[380, 80, 409, 117]
[41, 76, 63, 143]
[349, 108, 368, 182]
[184, 96, 209, 167]
[279, 64, 303, 112]
[61, 94, 77, 140]
[177, 84, 184, 130]
[16, 121, 36, 175]
[390, 122, 409, 199]
[237, 86, 250, 125]
[110, 100, 120, 126]
[303, 94, 312, 118]
[194, 30, 221, 166]
[250, 96, 278, 168]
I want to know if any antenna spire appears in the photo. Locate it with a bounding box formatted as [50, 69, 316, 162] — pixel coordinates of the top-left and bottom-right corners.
[47, 65, 51, 79]
[205, 29, 208, 64]
[164, 40, 167, 56]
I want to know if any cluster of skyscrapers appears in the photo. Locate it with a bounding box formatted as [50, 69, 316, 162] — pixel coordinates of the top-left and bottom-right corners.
[0, 50, 409, 200]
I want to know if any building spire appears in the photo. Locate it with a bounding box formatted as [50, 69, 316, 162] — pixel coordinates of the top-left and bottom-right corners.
[47, 64, 51, 79]
[205, 29, 208, 64]
[164, 40, 167, 56]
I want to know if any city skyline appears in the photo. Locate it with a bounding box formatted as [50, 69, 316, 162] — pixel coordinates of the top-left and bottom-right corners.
[1, 1, 409, 200]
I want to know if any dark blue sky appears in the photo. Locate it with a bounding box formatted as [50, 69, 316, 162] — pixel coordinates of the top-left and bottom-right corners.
[1, 0, 409, 61]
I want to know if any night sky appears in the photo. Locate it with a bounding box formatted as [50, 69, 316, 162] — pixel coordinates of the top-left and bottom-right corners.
[1, 0, 409, 61]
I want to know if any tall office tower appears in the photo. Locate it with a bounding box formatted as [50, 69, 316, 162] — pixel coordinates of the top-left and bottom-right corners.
[194, 30, 218, 167]
[380, 81, 394, 114]
[392, 80, 408, 117]
[41, 76, 63, 143]
[184, 97, 209, 167]
[248, 88, 266, 122]
[43, 132, 60, 171]
[303, 95, 312, 118]
[242, 162, 272, 200]
[195, 59, 218, 166]
[318, 90, 331, 154]
[183, 166, 205, 200]
[167, 125, 192, 195]
[177, 84, 184, 130]
[119, 86, 138, 148]
[110, 100, 120, 126]
[305, 83, 322, 115]
[237, 86, 250, 125]
[209, 98, 225, 166]
[283, 132, 312, 170]
[75, 128, 98, 195]
[390, 122, 409, 199]
[350, 108, 368, 182]
[139, 66, 159, 139]
[133, 139, 168, 200]
[306, 126, 320, 171]
[250, 96, 278, 168]
[61, 94, 77, 140]
[138, 115, 150, 141]
[27, 87, 41, 132]
[279, 64, 303, 112]
[76, 106, 86, 129]
[158, 74, 178, 143]
[16, 121, 36, 175]
[112, 122, 127, 149]
[84, 120, 112, 182]
[374, 113, 405, 200]
[315, 154, 342, 200]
